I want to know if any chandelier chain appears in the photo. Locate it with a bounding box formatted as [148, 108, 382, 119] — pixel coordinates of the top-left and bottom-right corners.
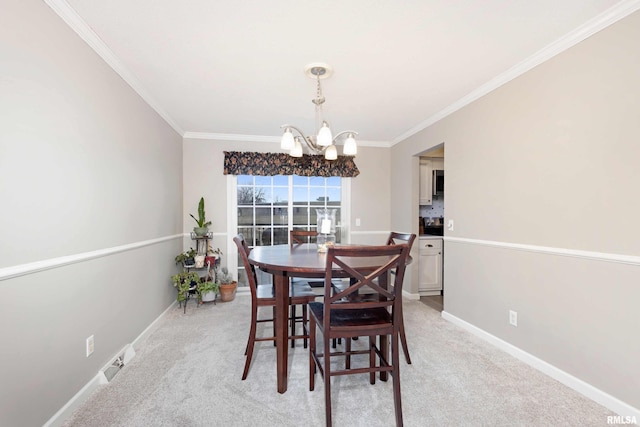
[313, 74, 325, 106]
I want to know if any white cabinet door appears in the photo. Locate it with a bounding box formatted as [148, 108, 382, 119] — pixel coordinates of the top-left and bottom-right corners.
[419, 239, 442, 294]
[431, 157, 444, 171]
[419, 159, 432, 205]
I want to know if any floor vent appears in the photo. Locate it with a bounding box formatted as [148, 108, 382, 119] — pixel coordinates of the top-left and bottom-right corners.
[103, 357, 124, 382]
[100, 346, 136, 383]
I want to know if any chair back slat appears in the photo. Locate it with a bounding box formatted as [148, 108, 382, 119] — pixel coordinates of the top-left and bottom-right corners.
[386, 232, 417, 249]
[324, 244, 410, 321]
[290, 229, 318, 246]
[233, 234, 258, 301]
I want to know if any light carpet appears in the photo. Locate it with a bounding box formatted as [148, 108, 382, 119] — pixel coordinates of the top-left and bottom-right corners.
[62, 295, 614, 426]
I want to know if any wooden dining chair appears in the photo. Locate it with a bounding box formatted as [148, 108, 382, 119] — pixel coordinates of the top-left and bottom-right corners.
[288, 229, 321, 347]
[309, 244, 410, 427]
[289, 229, 318, 245]
[290, 229, 343, 348]
[233, 234, 317, 380]
[386, 232, 417, 364]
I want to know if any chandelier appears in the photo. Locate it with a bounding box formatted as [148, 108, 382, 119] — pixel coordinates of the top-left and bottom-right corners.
[280, 63, 358, 160]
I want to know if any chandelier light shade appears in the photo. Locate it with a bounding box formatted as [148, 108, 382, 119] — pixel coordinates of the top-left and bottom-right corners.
[280, 63, 358, 160]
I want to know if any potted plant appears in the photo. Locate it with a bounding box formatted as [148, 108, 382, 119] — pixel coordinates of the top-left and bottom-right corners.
[205, 244, 222, 269]
[171, 271, 200, 303]
[216, 266, 237, 302]
[175, 248, 197, 267]
[197, 278, 219, 303]
[190, 197, 212, 236]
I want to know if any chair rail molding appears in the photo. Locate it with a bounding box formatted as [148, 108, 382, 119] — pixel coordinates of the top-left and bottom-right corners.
[0, 234, 183, 281]
[444, 236, 640, 267]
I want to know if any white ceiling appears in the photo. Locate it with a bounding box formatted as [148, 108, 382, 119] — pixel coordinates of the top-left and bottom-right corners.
[52, 0, 636, 145]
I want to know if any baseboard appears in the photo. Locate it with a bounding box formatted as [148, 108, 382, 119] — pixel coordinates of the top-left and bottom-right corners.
[43, 301, 178, 427]
[441, 311, 640, 421]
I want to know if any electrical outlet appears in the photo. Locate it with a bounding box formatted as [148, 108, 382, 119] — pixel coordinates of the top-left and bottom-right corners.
[509, 310, 518, 327]
[86, 335, 95, 357]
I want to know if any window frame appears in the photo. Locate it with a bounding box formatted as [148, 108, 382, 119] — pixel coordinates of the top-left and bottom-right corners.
[226, 175, 351, 286]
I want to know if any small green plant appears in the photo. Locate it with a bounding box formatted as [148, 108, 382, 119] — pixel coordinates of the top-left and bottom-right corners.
[171, 271, 200, 302]
[175, 248, 197, 265]
[197, 279, 219, 301]
[190, 197, 212, 228]
[207, 243, 223, 256]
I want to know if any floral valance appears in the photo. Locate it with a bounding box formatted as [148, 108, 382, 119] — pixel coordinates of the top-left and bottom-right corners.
[223, 151, 359, 177]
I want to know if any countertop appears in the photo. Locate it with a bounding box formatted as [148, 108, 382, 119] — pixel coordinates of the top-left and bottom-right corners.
[419, 234, 443, 240]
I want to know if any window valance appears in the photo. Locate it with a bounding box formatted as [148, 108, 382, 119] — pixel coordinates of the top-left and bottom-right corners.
[223, 151, 359, 177]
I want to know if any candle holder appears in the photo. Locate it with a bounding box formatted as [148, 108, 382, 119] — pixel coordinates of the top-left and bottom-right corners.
[316, 208, 336, 252]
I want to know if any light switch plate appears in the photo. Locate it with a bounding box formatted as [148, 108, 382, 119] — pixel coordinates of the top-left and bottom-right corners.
[447, 219, 454, 231]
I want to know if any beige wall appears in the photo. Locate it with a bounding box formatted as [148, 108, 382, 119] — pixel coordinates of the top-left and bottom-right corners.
[0, 1, 183, 425]
[391, 10, 640, 411]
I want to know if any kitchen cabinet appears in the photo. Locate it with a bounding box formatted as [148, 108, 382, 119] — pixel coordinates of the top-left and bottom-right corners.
[419, 157, 444, 205]
[419, 237, 442, 296]
[431, 157, 444, 170]
[419, 159, 433, 205]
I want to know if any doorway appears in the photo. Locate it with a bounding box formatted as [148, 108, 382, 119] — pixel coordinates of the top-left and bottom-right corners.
[417, 144, 445, 312]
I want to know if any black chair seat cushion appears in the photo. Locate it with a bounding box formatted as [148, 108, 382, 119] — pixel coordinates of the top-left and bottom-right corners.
[309, 301, 391, 328]
[256, 283, 316, 300]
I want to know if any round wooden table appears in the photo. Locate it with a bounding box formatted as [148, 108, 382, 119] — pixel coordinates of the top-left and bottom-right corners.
[248, 243, 394, 393]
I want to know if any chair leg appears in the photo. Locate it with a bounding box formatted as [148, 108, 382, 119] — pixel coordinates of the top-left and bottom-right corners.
[392, 331, 403, 427]
[345, 336, 351, 370]
[273, 306, 277, 347]
[302, 304, 308, 349]
[309, 315, 316, 391]
[242, 304, 259, 380]
[398, 302, 412, 364]
[369, 336, 376, 385]
[290, 304, 296, 348]
[399, 320, 411, 364]
[323, 327, 332, 427]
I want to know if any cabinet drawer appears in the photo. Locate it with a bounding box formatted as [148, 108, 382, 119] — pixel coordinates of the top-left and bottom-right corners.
[419, 239, 442, 252]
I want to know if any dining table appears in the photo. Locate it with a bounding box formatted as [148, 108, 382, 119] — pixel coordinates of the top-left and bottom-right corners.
[247, 243, 394, 394]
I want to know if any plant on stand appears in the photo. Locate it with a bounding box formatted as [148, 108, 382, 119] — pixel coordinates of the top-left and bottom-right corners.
[205, 243, 222, 269]
[216, 266, 238, 302]
[190, 197, 212, 237]
[175, 248, 197, 267]
[171, 271, 200, 311]
[197, 277, 219, 303]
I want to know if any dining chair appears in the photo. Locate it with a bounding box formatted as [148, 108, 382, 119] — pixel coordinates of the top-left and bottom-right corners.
[309, 244, 410, 427]
[386, 232, 417, 364]
[290, 229, 343, 348]
[288, 229, 321, 347]
[233, 234, 318, 380]
[289, 229, 318, 245]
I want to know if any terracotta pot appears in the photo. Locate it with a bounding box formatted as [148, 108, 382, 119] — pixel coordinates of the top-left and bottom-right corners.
[219, 281, 237, 302]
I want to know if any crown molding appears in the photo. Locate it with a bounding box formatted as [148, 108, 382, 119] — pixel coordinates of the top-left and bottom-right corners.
[44, 0, 184, 136]
[392, 0, 640, 145]
[183, 132, 281, 142]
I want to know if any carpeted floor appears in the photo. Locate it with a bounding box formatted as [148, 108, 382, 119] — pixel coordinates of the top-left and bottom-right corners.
[62, 295, 614, 426]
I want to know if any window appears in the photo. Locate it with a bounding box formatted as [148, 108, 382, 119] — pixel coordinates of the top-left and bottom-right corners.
[232, 175, 347, 286]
